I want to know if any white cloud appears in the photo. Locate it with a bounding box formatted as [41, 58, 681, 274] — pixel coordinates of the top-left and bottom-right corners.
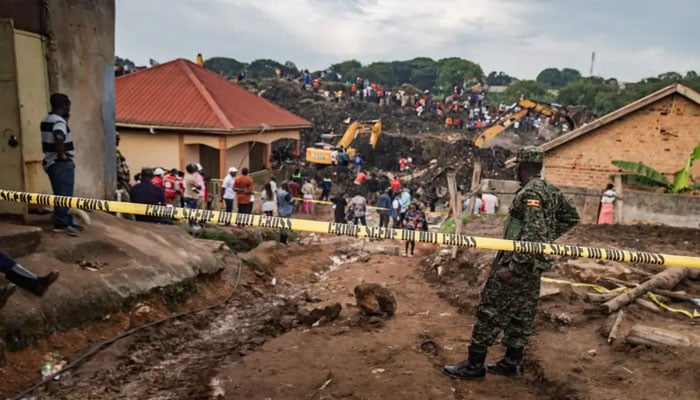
[116, 0, 700, 81]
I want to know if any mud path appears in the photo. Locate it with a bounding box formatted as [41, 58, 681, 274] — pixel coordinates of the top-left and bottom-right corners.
[15, 215, 700, 400]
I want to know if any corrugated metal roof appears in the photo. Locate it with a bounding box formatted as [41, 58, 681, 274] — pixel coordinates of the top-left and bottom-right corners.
[115, 58, 311, 131]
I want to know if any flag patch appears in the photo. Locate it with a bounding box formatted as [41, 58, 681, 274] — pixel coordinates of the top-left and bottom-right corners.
[526, 199, 541, 208]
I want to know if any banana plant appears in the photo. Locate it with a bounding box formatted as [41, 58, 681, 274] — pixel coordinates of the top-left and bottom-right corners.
[612, 141, 700, 193]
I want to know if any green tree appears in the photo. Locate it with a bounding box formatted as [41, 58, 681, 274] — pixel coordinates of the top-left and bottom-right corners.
[536, 68, 564, 87]
[408, 57, 437, 90]
[331, 60, 362, 80]
[486, 71, 514, 86]
[204, 57, 247, 78]
[248, 59, 286, 79]
[435, 57, 483, 92]
[561, 68, 582, 85]
[502, 80, 550, 103]
[115, 56, 135, 69]
[658, 71, 682, 81]
[363, 62, 397, 86]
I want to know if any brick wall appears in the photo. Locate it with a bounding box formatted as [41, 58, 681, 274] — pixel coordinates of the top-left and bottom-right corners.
[545, 94, 700, 190]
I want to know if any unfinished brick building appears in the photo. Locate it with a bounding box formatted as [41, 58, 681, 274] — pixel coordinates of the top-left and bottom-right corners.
[510, 84, 700, 190]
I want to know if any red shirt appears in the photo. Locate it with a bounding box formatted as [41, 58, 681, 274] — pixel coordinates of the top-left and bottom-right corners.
[163, 175, 178, 198]
[234, 175, 254, 204]
[289, 181, 300, 198]
[354, 172, 367, 185]
[399, 158, 407, 171]
[151, 176, 164, 187]
[390, 178, 401, 192]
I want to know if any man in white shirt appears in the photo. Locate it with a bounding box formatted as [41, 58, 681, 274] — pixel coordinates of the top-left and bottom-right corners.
[481, 192, 500, 214]
[221, 167, 238, 212]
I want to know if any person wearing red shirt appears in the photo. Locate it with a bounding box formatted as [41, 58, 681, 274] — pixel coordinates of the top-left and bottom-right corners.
[233, 167, 254, 214]
[390, 176, 401, 194]
[163, 169, 178, 205]
[354, 170, 368, 186]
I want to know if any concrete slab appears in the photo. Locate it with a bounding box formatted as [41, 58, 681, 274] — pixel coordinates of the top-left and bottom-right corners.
[0, 223, 42, 258]
[0, 212, 226, 349]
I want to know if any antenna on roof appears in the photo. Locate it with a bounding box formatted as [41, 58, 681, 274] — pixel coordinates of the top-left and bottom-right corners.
[196, 53, 204, 67]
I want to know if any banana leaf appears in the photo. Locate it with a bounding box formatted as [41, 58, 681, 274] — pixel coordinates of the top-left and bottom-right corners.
[690, 141, 700, 164]
[611, 160, 671, 188]
[672, 167, 690, 192]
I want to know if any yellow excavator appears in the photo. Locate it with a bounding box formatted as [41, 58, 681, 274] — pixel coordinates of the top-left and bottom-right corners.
[473, 99, 568, 148]
[305, 120, 382, 165]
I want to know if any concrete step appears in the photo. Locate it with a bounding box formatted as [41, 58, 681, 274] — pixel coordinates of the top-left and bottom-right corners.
[0, 222, 42, 259]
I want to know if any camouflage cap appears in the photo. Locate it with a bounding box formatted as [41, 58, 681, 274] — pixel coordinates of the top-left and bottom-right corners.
[516, 146, 545, 163]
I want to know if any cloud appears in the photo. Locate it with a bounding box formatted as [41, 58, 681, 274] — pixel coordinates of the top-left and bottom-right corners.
[116, 0, 700, 81]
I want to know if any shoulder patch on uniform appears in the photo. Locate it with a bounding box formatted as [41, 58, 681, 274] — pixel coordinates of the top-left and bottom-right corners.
[526, 199, 541, 208]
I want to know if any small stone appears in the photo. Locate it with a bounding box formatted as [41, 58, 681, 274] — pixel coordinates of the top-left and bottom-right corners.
[587, 349, 597, 357]
[296, 303, 342, 326]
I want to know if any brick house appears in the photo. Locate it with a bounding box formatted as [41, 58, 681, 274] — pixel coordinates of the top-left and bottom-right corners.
[507, 83, 700, 190]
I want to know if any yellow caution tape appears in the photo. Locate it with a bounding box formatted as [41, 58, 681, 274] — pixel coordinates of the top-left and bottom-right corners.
[646, 292, 700, 319]
[1, 189, 699, 269]
[540, 277, 627, 293]
[542, 277, 699, 319]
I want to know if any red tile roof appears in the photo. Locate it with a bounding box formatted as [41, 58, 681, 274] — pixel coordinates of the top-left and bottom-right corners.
[116, 59, 311, 132]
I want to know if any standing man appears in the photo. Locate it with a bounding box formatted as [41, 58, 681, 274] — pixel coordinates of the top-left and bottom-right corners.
[376, 188, 392, 228]
[129, 168, 168, 224]
[221, 167, 238, 213]
[320, 177, 333, 201]
[443, 146, 579, 380]
[41, 93, 78, 236]
[234, 167, 254, 214]
[0, 249, 59, 308]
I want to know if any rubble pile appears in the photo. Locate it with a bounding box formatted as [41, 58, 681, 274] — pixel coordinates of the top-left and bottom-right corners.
[257, 79, 514, 194]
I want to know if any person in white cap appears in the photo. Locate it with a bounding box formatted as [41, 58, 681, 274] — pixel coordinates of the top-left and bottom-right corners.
[152, 167, 165, 188]
[222, 166, 238, 212]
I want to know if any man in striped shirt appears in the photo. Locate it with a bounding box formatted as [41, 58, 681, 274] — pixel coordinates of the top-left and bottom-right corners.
[42, 93, 79, 236]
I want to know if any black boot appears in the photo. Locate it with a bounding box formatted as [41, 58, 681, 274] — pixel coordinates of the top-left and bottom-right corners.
[487, 346, 524, 378]
[0, 284, 16, 308]
[443, 344, 487, 380]
[4, 264, 59, 297]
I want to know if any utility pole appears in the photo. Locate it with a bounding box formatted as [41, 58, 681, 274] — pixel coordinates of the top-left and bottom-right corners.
[589, 51, 596, 77]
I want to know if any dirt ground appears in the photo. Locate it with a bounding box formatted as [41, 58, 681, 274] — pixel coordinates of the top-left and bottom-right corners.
[4, 207, 699, 400]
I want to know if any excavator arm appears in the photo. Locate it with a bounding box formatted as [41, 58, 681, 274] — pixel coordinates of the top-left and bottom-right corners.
[473, 99, 565, 148]
[306, 120, 382, 165]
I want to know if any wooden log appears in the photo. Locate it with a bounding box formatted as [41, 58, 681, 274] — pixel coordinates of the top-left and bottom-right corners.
[634, 298, 662, 313]
[586, 292, 620, 302]
[652, 289, 698, 302]
[601, 267, 689, 314]
[626, 324, 700, 348]
[607, 310, 625, 344]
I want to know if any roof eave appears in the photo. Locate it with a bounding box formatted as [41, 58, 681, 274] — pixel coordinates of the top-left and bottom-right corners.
[116, 121, 313, 134]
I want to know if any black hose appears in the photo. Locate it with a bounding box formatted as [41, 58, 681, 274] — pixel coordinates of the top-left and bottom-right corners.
[11, 251, 243, 400]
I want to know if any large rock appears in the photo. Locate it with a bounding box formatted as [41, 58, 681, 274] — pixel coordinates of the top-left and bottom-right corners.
[354, 283, 396, 317]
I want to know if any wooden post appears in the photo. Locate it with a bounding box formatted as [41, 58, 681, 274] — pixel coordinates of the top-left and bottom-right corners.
[467, 163, 482, 217]
[614, 174, 624, 224]
[446, 170, 461, 259]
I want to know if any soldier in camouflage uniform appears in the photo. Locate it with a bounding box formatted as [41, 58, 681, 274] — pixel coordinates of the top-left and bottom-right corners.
[444, 146, 579, 380]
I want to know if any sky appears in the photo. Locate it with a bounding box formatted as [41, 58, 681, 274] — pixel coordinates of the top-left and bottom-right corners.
[116, 0, 700, 82]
